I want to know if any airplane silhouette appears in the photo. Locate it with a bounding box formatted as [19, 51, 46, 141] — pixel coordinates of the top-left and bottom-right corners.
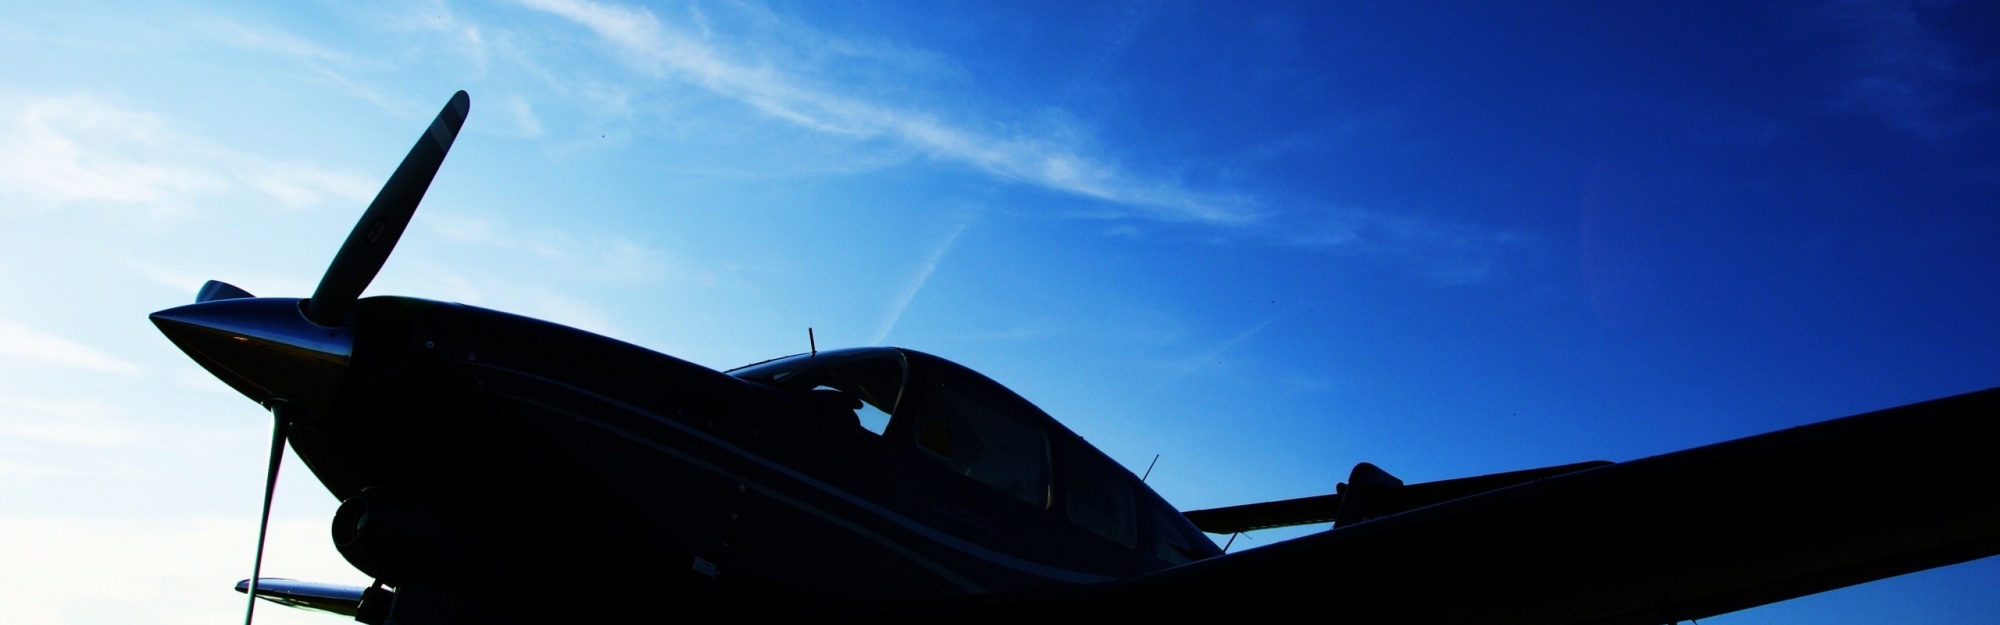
[152, 92, 2000, 625]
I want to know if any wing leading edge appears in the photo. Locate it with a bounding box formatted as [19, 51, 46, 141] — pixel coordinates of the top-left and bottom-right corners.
[882, 386, 2000, 625]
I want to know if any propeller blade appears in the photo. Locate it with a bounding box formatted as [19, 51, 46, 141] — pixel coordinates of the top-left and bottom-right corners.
[197, 280, 255, 303]
[243, 402, 295, 625]
[304, 91, 470, 326]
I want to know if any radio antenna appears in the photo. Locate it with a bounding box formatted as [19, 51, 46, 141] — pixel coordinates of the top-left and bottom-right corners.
[1141, 454, 1160, 481]
[808, 327, 817, 356]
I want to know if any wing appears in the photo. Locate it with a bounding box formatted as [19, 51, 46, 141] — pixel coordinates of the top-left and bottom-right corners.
[1181, 460, 1614, 534]
[878, 386, 2000, 625]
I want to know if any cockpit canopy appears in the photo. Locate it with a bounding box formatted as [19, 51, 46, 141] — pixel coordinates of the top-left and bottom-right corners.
[732, 347, 1222, 569]
[733, 348, 1052, 507]
[733, 348, 908, 435]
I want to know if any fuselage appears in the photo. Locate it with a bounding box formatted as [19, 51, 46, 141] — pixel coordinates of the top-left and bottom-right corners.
[273, 296, 1218, 619]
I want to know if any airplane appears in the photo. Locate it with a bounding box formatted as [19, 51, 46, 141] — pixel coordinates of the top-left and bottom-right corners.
[150, 91, 2000, 625]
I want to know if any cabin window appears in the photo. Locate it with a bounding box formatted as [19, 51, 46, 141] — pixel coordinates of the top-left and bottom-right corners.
[904, 377, 1052, 508]
[1141, 505, 1194, 567]
[1062, 445, 1137, 548]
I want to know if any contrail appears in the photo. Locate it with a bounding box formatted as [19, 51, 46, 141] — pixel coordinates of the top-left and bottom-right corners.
[873, 214, 976, 345]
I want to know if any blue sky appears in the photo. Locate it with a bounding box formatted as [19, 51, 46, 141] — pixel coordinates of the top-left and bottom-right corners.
[1, 1, 1996, 623]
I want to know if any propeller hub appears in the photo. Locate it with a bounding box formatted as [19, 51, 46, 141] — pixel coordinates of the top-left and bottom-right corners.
[151, 297, 352, 410]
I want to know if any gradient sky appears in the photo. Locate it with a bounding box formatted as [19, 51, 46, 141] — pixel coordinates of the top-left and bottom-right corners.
[2, 1, 1997, 623]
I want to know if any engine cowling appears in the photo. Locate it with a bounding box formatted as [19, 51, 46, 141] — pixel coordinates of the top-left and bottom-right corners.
[332, 486, 461, 585]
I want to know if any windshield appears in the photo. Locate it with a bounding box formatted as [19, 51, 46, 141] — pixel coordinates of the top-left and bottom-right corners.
[732, 349, 908, 434]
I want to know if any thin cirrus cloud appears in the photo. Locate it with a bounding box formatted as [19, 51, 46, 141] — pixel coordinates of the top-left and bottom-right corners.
[512, 0, 1261, 225]
[503, 95, 548, 138]
[200, 18, 358, 67]
[200, 18, 409, 116]
[506, 0, 1534, 285]
[0, 318, 140, 374]
[0, 397, 136, 448]
[1284, 207, 1542, 285]
[1813, 1, 1992, 140]
[421, 212, 685, 287]
[0, 94, 376, 213]
[0, 95, 227, 208]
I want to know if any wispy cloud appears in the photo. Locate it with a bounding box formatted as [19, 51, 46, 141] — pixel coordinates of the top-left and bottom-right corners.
[0, 397, 136, 447]
[873, 212, 976, 345]
[0, 94, 375, 214]
[241, 162, 377, 209]
[200, 19, 406, 114]
[425, 213, 566, 259]
[392, 214, 710, 336]
[0, 95, 227, 209]
[0, 459, 65, 478]
[1060, 1, 1161, 105]
[1283, 208, 1543, 285]
[514, 0, 1259, 224]
[0, 318, 139, 374]
[1814, 0, 1994, 139]
[201, 19, 356, 66]
[503, 0, 1537, 285]
[503, 94, 547, 137]
[421, 212, 682, 285]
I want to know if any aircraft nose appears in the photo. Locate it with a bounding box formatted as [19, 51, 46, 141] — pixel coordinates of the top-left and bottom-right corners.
[151, 297, 352, 409]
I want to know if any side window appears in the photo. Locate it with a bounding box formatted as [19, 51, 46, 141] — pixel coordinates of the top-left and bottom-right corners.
[1062, 446, 1136, 549]
[905, 377, 1051, 508]
[1144, 500, 1216, 568]
[1140, 504, 1194, 567]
